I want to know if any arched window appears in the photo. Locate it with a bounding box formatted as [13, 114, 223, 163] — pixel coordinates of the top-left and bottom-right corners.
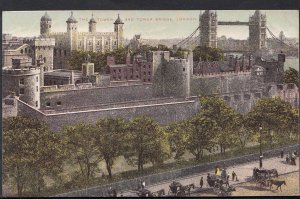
[43, 57, 46, 63]
[25, 48, 27, 53]
[20, 49, 23, 54]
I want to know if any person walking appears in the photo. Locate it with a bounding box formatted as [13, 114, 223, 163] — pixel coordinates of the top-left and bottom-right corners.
[200, 177, 204, 188]
[232, 171, 236, 181]
[286, 154, 290, 164]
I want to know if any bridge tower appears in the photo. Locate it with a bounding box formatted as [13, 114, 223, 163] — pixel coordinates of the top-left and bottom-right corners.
[199, 10, 218, 48]
[249, 10, 267, 53]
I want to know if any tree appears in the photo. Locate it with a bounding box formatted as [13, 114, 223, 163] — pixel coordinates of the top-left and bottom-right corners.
[124, 116, 171, 172]
[193, 46, 223, 62]
[187, 113, 217, 160]
[61, 123, 101, 184]
[245, 97, 293, 145]
[165, 121, 189, 159]
[284, 67, 299, 87]
[3, 116, 64, 196]
[200, 96, 240, 154]
[95, 117, 128, 178]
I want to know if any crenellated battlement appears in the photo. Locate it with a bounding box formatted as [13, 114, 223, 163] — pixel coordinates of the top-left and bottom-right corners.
[34, 38, 55, 46]
[49, 32, 67, 36]
[192, 70, 251, 78]
[2, 67, 40, 75]
[77, 31, 116, 36]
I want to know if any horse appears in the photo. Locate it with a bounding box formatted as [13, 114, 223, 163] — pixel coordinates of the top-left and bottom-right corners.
[269, 179, 286, 192]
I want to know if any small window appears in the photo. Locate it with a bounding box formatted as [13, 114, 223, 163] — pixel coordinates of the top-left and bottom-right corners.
[46, 102, 51, 107]
[143, 79, 146, 82]
[114, 41, 117, 45]
[43, 47, 45, 50]
[56, 101, 62, 106]
[19, 88, 25, 95]
[119, 69, 121, 73]
[144, 72, 146, 75]
[36, 76, 39, 82]
[64, 50, 67, 56]
[148, 72, 151, 75]
[148, 78, 151, 82]
[44, 57, 46, 63]
[183, 68, 185, 71]
[25, 48, 27, 53]
[36, 86, 38, 92]
[36, 101, 38, 107]
[113, 69, 116, 73]
[106, 41, 108, 45]
[136, 75, 139, 78]
[20, 49, 23, 54]
[19, 78, 24, 85]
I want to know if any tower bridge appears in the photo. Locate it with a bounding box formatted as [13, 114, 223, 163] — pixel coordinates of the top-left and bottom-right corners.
[175, 10, 297, 55]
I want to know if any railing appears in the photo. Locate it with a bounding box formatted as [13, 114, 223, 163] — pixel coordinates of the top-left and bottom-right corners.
[55, 144, 299, 197]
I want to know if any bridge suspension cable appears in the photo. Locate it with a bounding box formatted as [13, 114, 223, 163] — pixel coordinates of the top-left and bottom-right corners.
[266, 27, 298, 51]
[176, 26, 200, 47]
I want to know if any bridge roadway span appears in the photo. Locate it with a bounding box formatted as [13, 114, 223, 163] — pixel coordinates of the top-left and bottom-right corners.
[122, 154, 299, 196]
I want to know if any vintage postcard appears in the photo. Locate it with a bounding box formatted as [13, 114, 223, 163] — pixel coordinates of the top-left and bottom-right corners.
[2, 9, 299, 197]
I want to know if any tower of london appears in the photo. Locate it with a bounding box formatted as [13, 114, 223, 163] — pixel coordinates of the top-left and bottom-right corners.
[40, 11, 124, 69]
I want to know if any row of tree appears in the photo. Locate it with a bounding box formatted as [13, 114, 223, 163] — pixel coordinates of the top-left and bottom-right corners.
[3, 96, 298, 196]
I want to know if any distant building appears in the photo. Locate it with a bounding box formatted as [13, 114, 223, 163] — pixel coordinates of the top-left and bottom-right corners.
[39, 12, 125, 69]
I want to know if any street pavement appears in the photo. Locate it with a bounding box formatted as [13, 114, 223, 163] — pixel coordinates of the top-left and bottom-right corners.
[120, 155, 299, 197]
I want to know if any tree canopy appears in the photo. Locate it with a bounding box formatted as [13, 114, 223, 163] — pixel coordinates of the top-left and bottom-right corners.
[284, 67, 299, 87]
[193, 46, 223, 62]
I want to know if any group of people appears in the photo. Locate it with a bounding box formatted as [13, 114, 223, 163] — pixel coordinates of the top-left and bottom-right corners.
[283, 149, 298, 165]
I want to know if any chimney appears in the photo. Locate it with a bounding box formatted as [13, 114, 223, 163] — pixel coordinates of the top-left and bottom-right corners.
[107, 56, 115, 66]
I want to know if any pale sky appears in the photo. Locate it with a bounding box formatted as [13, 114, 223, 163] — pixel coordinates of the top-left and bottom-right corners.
[2, 10, 299, 40]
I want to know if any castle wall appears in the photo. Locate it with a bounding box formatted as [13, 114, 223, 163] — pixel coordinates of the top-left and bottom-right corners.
[40, 83, 154, 110]
[17, 98, 199, 132]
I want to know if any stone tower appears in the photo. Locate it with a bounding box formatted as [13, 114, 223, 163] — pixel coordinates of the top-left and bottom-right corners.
[66, 11, 78, 51]
[40, 12, 52, 36]
[2, 58, 41, 108]
[199, 10, 218, 48]
[249, 10, 267, 53]
[89, 13, 97, 33]
[114, 14, 124, 48]
[33, 38, 55, 72]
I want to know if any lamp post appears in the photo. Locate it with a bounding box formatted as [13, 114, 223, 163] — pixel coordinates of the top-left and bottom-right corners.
[259, 126, 263, 168]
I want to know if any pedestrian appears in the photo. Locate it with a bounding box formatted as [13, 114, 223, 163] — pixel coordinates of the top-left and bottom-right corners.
[292, 153, 296, 165]
[232, 171, 236, 181]
[227, 174, 230, 182]
[215, 166, 218, 175]
[142, 181, 146, 188]
[281, 149, 284, 158]
[200, 177, 203, 188]
[286, 154, 290, 164]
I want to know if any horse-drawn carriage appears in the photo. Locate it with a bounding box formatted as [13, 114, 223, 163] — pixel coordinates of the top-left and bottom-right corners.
[252, 167, 279, 188]
[135, 188, 165, 197]
[207, 174, 233, 196]
[168, 181, 195, 196]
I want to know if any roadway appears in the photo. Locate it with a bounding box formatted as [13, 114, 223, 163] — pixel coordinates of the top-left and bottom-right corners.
[121, 155, 299, 197]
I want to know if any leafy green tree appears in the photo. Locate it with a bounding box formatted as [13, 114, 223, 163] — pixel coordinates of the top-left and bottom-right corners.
[157, 44, 170, 51]
[125, 116, 171, 172]
[200, 96, 240, 154]
[187, 114, 217, 160]
[61, 123, 100, 183]
[95, 117, 128, 178]
[165, 121, 189, 159]
[193, 46, 223, 62]
[284, 67, 299, 87]
[245, 97, 293, 145]
[3, 116, 64, 196]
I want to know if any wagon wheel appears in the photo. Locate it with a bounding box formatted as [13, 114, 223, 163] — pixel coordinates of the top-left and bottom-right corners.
[176, 189, 185, 197]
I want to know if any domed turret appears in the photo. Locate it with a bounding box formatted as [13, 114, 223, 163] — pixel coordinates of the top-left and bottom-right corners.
[89, 13, 97, 33]
[66, 11, 78, 23]
[41, 12, 52, 21]
[114, 14, 124, 48]
[66, 11, 78, 32]
[114, 14, 124, 24]
[40, 12, 52, 36]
